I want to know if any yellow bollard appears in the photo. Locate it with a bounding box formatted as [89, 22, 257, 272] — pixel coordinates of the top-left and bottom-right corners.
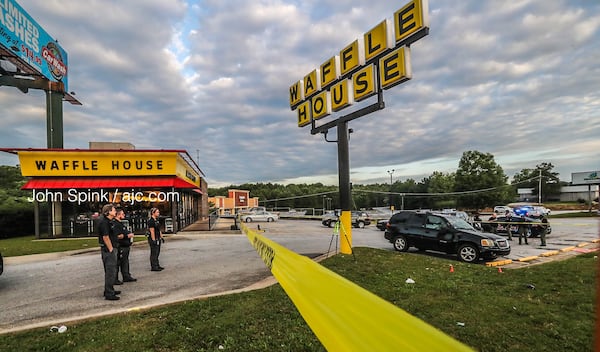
[339, 210, 353, 254]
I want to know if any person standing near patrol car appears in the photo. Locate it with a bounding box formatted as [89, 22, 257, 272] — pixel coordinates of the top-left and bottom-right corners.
[147, 208, 164, 271]
[518, 215, 529, 245]
[504, 210, 513, 241]
[114, 209, 137, 283]
[98, 204, 120, 300]
[539, 215, 548, 246]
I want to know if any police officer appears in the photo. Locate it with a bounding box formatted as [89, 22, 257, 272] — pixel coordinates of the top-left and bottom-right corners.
[98, 204, 120, 300]
[518, 215, 529, 245]
[539, 215, 548, 246]
[114, 209, 137, 283]
[148, 208, 164, 271]
[504, 210, 513, 241]
[487, 213, 498, 234]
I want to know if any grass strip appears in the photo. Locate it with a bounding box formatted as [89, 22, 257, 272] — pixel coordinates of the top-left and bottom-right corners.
[0, 248, 595, 352]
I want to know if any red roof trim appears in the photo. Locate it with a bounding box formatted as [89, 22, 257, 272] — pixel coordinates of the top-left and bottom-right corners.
[21, 177, 201, 192]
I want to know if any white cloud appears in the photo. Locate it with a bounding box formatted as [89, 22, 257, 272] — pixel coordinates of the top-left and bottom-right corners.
[0, 0, 598, 186]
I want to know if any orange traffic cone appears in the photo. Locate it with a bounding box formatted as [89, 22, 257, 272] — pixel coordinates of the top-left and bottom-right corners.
[498, 267, 503, 273]
[449, 265, 454, 273]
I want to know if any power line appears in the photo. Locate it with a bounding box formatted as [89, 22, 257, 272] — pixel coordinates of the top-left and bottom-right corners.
[260, 190, 337, 203]
[258, 174, 548, 203]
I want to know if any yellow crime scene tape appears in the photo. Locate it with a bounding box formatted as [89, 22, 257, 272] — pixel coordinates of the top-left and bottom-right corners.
[242, 223, 473, 351]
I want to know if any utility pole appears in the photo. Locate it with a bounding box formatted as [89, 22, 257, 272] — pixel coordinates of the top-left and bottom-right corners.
[538, 169, 542, 204]
[387, 169, 395, 214]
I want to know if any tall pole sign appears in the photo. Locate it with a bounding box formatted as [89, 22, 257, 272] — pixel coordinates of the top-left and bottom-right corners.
[0, 0, 81, 149]
[289, 0, 429, 254]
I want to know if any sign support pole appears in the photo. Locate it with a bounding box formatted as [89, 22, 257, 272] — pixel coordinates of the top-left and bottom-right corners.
[336, 121, 352, 254]
[46, 87, 64, 148]
[312, 90, 385, 254]
[289, 0, 430, 255]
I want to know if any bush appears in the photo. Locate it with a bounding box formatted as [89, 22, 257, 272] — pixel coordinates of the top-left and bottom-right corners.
[0, 208, 35, 238]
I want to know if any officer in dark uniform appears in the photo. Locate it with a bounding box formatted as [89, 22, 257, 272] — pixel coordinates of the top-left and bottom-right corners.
[98, 204, 120, 300]
[147, 208, 164, 271]
[539, 215, 548, 246]
[487, 213, 498, 234]
[504, 210, 513, 240]
[518, 215, 529, 245]
[114, 209, 137, 284]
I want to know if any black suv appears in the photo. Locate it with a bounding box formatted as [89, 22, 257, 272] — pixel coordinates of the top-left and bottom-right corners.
[0, 251, 3, 275]
[384, 211, 510, 263]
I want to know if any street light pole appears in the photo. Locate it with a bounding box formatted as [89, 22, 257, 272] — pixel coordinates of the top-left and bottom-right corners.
[538, 169, 542, 204]
[387, 169, 395, 214]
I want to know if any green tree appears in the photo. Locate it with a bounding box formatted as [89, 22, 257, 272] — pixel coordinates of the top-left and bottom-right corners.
[0, 165, 35, 238]
[512, 162, 561, 202]
[454, 151, 508, 209]
[426, 171, 456, 209]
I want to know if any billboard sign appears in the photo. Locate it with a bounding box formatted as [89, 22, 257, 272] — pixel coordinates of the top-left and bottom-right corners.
[0, 0, 68, 90]
[572, 171, 600, 185]
[289, 0, 429, 127]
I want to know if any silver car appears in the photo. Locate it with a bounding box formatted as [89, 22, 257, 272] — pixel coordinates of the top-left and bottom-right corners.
[240, 211, 279, 223]
[494, 206, 513, 214]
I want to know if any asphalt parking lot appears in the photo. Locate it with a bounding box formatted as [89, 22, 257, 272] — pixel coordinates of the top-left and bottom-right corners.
[0, 217, 597, 334]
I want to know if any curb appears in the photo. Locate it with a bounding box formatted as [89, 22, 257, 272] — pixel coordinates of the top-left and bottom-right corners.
[485, 259, 512, 267]
[487, 240, 598, 268]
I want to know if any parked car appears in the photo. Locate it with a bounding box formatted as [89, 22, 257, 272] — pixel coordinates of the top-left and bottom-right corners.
[384, 211, 510, 263]
[434, 209, 469, 222]
[240, 211, 278, 223]
[240, 207, 267, 215]
[376, 218, 388, 231]
[494, 205, 513, 214]
[322, 210, 371, 228]
[488, 216, 551, 237]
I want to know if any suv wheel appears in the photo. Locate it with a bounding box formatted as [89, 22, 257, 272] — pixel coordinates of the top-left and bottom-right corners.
[393, 235, 409, 252]
[328, 220, 335, 228]
[245, 217, 252, 223]
[355, 221, 365, 229]
[458, 244, 479, 263]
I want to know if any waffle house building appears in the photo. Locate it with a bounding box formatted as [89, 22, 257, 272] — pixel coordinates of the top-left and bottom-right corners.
[5, 147, 208, 238]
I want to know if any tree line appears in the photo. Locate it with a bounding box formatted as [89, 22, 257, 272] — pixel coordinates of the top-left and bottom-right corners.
[0, 150, 567, 237]
[209, 151, 565, 211]
[0, 165, 37, 237]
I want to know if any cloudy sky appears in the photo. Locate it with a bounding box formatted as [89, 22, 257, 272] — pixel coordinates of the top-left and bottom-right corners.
[0, 0, 598, 187]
